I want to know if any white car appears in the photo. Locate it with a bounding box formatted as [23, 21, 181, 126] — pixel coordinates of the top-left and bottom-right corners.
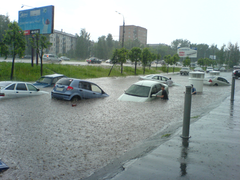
[0, 81, 48, 99]
[206, 67, 213, 73]
[60, 56, 70, 61]
[139, 74, 173, 86]
[118, 80, 169, 102]
[204, 76, 230, 86]
[43, 54, 62, 63]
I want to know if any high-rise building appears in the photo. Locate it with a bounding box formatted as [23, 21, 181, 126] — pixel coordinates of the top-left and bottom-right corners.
[119, 25, 147, 45]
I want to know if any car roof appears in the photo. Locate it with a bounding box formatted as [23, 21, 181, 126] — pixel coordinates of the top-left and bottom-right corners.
[42, 74, 65, 78]
[134, 80, 164, 87]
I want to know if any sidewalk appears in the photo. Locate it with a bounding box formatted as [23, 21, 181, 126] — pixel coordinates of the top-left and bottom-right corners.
[88, 88, 240, 180]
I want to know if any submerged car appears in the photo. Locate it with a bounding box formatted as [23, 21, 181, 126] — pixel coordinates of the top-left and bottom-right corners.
[139, 74, 173, 86]
[0, 81, 48, 99]
[194, 67, 204, 72]
[204, 76, 230, 86]
[206, 67, 213, 73]
[33, 74, 66, 88]
[180, 67, 190, 75]
[118, 80, 169, 102]
[51, 78, 109, 101]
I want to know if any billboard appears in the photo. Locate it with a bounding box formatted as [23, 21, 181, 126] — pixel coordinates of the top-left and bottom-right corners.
[177, 47, 197, 58]
[18, 5, 54, 35]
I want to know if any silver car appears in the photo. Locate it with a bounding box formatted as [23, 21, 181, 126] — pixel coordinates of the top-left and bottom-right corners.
[204, 76, 230, 86]
[139, 74, 173, 86]
[118, 80, 169, 102]
[43, 54, 62, 63]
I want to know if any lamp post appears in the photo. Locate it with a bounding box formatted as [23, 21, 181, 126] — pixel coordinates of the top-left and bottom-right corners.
[115, 11, 125, 48]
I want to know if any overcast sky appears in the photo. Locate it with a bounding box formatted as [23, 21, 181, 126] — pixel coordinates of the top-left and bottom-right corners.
[1, 0, 240, 48]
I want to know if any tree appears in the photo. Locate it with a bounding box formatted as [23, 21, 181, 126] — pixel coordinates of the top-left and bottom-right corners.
[183, 57, 191, 67]
[2, 21, 25, 80]
[118, 48, 128, 74]
[128, 47, 142, 74]
[0, 15, 10, 42]
[142, 48, 152, 74]
[171, 39, 191, 50]
[31, 33, 52, 75]
[75, 29, 91, 59]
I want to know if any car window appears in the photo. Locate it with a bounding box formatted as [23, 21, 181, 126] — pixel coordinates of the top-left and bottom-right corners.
[152, 76, 159, 80]
[91, 84, 102, 93]
[80, 82, 91, 90]
[5, 83, 15, 90]
[156, 84, 162, 92]
[52, 78, 59, 84]
[27, 84, 38, 91]
[37, 77, 52, 84]
[56, 78, 73, 86]
[16, 83, 27, 91]
[162, 77, 168, 81]
[125, 85, 150, 97]
[151, 86, 157, 94]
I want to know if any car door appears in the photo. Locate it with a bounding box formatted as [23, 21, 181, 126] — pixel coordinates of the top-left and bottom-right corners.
[15, 83, 29, 97]
[79, 82, 93, 99]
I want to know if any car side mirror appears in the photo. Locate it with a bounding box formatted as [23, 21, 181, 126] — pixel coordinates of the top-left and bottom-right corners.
[151, 94, 157, 97]
[37, 89, 40, 91]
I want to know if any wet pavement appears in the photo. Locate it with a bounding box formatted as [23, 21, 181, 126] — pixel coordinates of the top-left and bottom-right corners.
[0, 72, 237, 179]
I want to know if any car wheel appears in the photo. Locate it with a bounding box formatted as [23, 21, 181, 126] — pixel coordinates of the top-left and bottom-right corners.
[71, 96, 80, 102]
[214, 83, 218, 86]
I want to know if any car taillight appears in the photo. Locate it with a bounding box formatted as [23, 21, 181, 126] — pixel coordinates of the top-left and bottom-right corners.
[209, 79, 212, 82]
[66, 86, 73, 90]
[0, 93, 5, 96]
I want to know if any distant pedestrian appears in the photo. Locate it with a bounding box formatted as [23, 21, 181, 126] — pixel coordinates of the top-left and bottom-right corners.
[191, 84, 196, 95]
[157, 86, 169, 100]
[167, 77, 173, 87]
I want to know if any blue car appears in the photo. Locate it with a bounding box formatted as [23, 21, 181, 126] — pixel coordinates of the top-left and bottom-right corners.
[51, 78, 109, 101]
[33, 74, 66, 88]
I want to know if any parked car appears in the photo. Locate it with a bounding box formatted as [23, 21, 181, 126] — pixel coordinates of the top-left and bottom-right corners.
[105, 59, 111, 63]
[139, 74, 173, 86]
[233, 69, 240, 79]
[194, 67, 204, 72]
[180, 67, 190, 75]
[21, 55, 32, 59]
[33, 74, 66, 88]
[86, 57, 102, 64]
[43, 54, 62, 63]
[206, 67, 213, 73]
[204, 76, 230, 86]
[51, 78, 109, 101]
[118, 80, 169, 102]
[0, 81, 48, 99]
[219, 67, 226, 72]
[60, 56, 70, 61]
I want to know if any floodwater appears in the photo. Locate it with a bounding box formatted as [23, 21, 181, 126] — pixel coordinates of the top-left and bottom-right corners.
[0, 72, 233, 179]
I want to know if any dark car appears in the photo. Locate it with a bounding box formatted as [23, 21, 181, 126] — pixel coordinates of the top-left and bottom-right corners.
[33, 74, 66, 88]
[51, 78, 109, 101]
[233, 69, 240, 79]
[86, 57, 102, 64]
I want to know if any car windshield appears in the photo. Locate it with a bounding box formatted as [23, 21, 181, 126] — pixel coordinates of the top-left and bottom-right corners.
[125, 85, 150, 97]
[36, 77, 52, 84]
[181, 68, 188, 70]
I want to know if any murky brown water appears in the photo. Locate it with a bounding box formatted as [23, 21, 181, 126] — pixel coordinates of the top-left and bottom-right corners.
[0, 72, 234, 179]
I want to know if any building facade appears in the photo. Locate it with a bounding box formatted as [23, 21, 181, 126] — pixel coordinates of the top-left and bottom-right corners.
[119, 25, 147, 45]
[47, 29, 77, 55]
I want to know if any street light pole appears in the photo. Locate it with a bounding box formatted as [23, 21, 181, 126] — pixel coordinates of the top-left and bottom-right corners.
[116, 11, 125, 48]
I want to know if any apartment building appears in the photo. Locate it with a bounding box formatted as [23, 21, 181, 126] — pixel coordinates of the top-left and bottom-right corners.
[119, 25, 147, 45]
[47, 29, 77, 55]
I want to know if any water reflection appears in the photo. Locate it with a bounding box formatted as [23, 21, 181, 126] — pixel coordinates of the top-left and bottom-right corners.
[180, 138, 189, 176]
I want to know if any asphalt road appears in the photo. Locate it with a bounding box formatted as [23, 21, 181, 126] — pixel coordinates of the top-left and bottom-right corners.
[0, 72, 234, 179]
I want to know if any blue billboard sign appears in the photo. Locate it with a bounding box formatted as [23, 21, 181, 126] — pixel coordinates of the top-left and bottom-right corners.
[18, 5, 54, 35]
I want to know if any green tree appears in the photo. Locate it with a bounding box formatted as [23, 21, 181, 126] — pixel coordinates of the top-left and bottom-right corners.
[215, 45, 226, 65]
[128, 47, 142, 74]
[171, 39, 191, 50]
[0, 15, 10, 42]
[183, 57, 191, 67]
[75, 29, 91, 59]
[3, 21, 25, 80]
[118, 48, 128, 74]
[142, 48, 152, 74]
[31, 33, 52, 75]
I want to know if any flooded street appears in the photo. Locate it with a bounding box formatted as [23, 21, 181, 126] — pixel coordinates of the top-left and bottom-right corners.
[0, 72, 234, 179]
